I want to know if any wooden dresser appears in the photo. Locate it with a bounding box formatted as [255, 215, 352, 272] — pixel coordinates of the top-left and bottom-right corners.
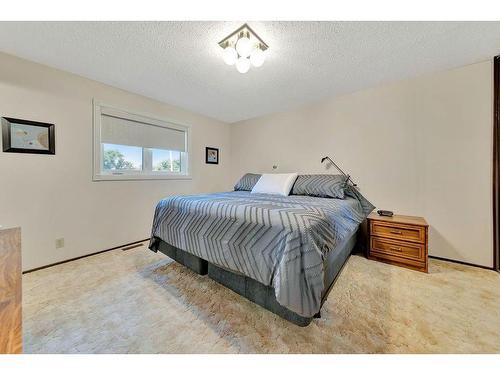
[0, 227, 22, 354]
[367, 213, 428, 273]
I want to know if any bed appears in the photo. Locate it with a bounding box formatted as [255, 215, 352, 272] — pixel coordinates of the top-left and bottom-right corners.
[149, 184, 373, 326]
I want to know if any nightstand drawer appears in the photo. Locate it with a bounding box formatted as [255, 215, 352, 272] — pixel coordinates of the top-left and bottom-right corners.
[370, 237, 424, 261]
[370, 221, 425, 243]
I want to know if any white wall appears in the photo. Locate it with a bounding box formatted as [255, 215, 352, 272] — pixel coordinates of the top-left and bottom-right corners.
[0, 52, 232, 271]
[0, 51, 493, 270]
[231, 61, 493, 268]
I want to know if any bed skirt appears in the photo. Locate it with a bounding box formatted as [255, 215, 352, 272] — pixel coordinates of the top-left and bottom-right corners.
[206, 261, 314, 326]
[149, 232, 358, 327]
[151, 239, 208, 275]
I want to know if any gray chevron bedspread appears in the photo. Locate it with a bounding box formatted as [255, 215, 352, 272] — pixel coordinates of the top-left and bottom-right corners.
[149, 190, 372, 317]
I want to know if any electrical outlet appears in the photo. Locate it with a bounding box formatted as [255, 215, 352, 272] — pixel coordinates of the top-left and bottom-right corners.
[55, 238, 65, 249]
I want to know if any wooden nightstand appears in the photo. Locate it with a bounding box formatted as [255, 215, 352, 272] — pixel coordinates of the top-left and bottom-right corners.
[367, 213, 428, 273]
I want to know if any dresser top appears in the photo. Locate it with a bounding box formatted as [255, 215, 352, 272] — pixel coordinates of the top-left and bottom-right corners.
[367, 212, 428, 227]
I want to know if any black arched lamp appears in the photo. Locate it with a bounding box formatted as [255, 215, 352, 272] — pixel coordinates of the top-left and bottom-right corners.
[321, 156, 357, 187]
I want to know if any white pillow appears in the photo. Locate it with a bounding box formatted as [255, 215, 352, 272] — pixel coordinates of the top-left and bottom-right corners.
[251, 173, 298, 196]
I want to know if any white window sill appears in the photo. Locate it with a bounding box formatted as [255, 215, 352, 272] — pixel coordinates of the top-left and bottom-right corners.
[93, 174, 192, 181]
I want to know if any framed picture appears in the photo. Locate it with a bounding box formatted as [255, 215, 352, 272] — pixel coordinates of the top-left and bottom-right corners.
[205, 147, 219, 164]
[1, 117, 55, 155]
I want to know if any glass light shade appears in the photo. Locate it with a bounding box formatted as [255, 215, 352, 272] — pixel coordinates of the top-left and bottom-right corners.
[222, 46, 238, 65]
[250, 48, 266, 67]
[236, 36, 252, 58]
[236, 57, 250, 73]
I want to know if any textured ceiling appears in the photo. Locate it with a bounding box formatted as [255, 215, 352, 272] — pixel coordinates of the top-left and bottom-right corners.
[0, 21, 500, 123]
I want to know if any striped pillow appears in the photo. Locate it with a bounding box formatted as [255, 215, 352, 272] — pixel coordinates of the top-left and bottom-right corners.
[344, 185, 375, 216]
[234, 173, 262, 191]
[291, 174, 347, 199]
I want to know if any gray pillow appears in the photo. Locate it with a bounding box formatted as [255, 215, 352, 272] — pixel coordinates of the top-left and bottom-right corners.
[291, 174, 347, 199]
[234, 173, 262, 191]
[344, 185, 375, 216]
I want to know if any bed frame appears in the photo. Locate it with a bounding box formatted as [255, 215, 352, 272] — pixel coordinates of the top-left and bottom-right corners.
[149, 225, 365, 327]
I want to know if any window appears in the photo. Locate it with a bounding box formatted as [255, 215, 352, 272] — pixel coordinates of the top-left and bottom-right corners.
[152, 149, 182, 172]
[93, 102, 190, 180]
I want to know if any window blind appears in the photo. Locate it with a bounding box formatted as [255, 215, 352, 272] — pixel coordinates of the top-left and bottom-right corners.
[100, 114, 186, 152]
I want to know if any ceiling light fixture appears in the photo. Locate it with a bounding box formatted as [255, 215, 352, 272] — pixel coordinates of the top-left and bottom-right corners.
[219, 23, 269, 73]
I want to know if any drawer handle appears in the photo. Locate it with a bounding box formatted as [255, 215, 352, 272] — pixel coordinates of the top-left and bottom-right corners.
[390, 230, 403, 235]
[389, 246, 402, 252]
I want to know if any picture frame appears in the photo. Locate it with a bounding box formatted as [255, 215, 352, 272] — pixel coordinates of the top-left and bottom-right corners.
[205, 147, 219, 164]
[1, 117, 55, 155]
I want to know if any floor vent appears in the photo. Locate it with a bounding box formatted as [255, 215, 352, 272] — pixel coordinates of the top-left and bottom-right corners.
[121, 243, 144, 251]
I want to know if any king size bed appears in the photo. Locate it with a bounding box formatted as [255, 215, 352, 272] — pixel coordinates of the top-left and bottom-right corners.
[149, 173, 374, 326]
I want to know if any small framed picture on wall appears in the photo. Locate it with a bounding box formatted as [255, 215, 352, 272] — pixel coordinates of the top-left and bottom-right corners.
[205, 147, 219, 164]
[2, 117, 55, 155]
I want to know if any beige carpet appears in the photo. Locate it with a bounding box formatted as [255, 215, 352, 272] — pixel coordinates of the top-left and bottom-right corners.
[23, 245, 500, 353]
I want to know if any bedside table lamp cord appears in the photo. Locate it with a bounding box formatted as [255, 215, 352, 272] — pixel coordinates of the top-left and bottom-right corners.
[321, 156, 357, 187]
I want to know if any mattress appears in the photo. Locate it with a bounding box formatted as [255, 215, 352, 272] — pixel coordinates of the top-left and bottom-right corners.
[149, 190, 372, 318]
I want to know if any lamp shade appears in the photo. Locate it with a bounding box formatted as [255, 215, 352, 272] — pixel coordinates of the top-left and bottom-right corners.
[250, 48, 266, 67]
[222, 46, 238, 65]
[236, 36, 252, 58]
[236, 57, 250, 73]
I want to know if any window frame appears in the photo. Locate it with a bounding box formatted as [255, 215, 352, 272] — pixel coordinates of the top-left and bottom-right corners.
[93, 101, 192, 181]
